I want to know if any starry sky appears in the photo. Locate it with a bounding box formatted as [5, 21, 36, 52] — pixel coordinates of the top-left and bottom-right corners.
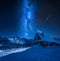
[34, 0, 60, 36]
[0, 0, 60, 37]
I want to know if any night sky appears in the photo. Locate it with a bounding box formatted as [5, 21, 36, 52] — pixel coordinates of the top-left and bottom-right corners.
[0, 0, 60, 37]
[34, 0, 60, 36]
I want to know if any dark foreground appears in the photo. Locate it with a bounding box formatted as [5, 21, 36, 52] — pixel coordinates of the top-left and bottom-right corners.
[0, 45, 60, 61]
[0, 32, 60, 61]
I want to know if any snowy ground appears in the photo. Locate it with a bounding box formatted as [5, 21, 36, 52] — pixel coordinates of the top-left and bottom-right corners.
[0, 45, 60, 61]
